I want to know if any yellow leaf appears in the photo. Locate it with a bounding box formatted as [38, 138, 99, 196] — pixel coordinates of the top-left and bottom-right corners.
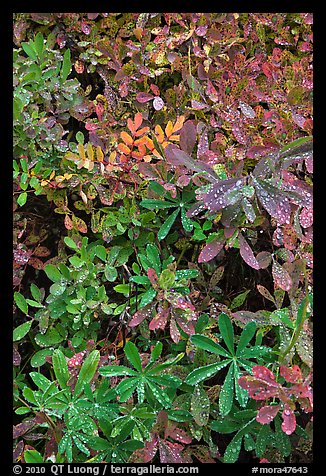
[49, 171, 55, 180]
[78, 143, 86, 161]
[165, 121, 173, 138]
[87, 143, 94, 161]
[96, 146, 104, 162]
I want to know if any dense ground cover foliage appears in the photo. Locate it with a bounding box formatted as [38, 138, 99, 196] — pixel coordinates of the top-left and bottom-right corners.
[13, 13, 313, 464]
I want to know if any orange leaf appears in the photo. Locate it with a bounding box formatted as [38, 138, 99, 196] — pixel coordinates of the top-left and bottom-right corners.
[120, 131, 134, 146]
[127, 118, 135, 135]
[169, 134, 180, 141]
[132, 151, 144, 160]
[134, 112, 143, 131]
[172, 115, 185, 133]
[134, 126, 150, 137]
[118, 143, 131, 155]
[155, 124, 164, 142]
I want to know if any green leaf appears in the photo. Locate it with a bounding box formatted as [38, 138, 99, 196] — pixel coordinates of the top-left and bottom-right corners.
[99, 365, 138, 377]
[130, 275, 150, 285]
[219, 313, 235, 355]
[233, 364, 248, 407]
[180, 205, 193, 232]
[29, 371, 52, 391]
[223, 434, 243, 463]
[64, 236, 78, 250]
[26, 299, 44, 308]
[146, 243, 161, 274]
[104, 265, 118, 282]
[190, 334, 231, 358]
[210, 417, 242, 434]
[61, 48, 71, 81]
[236, 321, 256, 356]
[74, 350, 100, 397]
[191, 386, 210, 426]
[113, 284, 131, 295]
[140, 199, 177, 209]
[21, 42, 37, 60]
[34, 32, 44, 59]
[44, 264, 62, 282]
[229, 290, 250, 310]
[139, 287, 157, 307]
[95, 244, 107, 261]
[31, 349, 53, 368]
[219, 363, 234, 416]
[30, 283, 41, 302]
[14, 292, 29, 315]
[52, 349, 70, 389]
[13, 321, 33, 341]
[124, 341, 142, 372]
[24, 449, 44, 463]
[17, 192, 28, 207]
[159, 269, 175, 290]
[148, 352, 184, 375]
[158, 208, 180, 240]
[175, 269, 199, 280]
[185, 360, 230, 386]
[34, 327, 64, 347]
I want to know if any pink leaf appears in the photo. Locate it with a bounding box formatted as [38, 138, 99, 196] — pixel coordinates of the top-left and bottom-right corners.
[280, 365, 302, 384]
[272, 261, 293, 292]
[167, 425, 192, 444]
[198, 238, 224, 263]
[299, 207, 313, 228]
[238, 376, 280, 400]
[147, 267, 159, 287]
[281, 404, 296, 435]
[149, 306, 169, 331]
[159, 439, 185, 463]
[256, 404, 281, 424]
[252, 366, 279, 385]
[238, 233, 260, 270]
[129, 304, 154, 327]
[136, 92, 154, 103]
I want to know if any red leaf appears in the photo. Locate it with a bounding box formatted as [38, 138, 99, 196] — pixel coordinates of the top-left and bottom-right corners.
[129, 304, 154, 327]
[281, 404, 296, 435]
[33, 246, 51, 257]
[28, 257, 44, 270]
[149, 305, 169, 331]
[64, 214, 73, 230]
[252, 366, 278, 385]
[180, 120, 197, 155]
[136, 92, 154, 103]
[198, 238, 224, 263]
[238, 233, 260, 270]
[272, 261, 292, 292]
[256, 404, 281, 424]
[147, 267, 159, 287]
[280, 365, 302, 384]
